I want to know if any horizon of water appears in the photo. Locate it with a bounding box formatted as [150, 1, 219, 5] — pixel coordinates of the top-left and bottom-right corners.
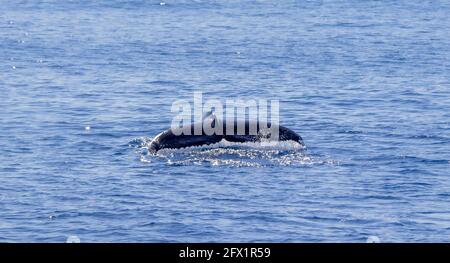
[1, 0, 450, 242]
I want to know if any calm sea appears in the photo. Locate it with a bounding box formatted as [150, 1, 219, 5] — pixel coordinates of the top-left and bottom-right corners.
[1, 0, 449, 242]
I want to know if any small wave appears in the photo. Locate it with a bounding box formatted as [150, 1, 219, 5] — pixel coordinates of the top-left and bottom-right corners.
[131, 137, 334, 167]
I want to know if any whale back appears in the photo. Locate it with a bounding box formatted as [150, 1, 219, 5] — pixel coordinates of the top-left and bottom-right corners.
[149, 119, 303, 153]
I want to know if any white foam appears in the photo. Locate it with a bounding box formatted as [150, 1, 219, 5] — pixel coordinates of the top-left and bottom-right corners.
[135, 137, 335, 167]
[154, 139, 305, 154]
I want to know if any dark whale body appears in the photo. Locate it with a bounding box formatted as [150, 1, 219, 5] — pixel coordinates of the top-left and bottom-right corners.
[148, 118, 303, 153]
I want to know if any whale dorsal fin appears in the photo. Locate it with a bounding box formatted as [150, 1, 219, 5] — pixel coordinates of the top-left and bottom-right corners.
[202, 110, 217, 127]
[202, 110, 214, 120]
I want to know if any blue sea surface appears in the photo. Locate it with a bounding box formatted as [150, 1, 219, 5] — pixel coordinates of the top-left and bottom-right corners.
[1, 0, 450, 242]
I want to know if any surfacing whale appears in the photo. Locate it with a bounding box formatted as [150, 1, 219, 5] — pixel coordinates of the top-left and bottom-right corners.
[148, 113, 304, 153]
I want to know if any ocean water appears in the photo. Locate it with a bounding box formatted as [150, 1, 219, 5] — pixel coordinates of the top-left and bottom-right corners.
[1, 0, 450, 242]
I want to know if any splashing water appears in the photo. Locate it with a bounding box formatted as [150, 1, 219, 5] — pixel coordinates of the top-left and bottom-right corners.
[130, 137, 335, 167]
